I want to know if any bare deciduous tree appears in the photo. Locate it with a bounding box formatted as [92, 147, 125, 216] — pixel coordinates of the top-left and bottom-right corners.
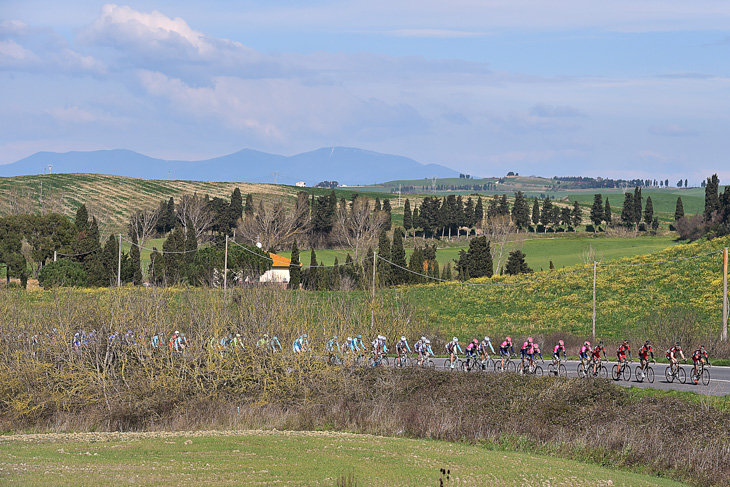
[237, 198, 309, 251]
[331, 196, 387, 262]
[484, 214, 525, 275]
[129, 206, 161, 246]
[177, 193, 214, 243]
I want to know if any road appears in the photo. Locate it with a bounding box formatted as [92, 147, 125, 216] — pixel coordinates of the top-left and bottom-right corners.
[426, 358, 730, 396]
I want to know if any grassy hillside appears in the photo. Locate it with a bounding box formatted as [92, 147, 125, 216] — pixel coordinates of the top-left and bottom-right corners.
[0, 430, 686, 486]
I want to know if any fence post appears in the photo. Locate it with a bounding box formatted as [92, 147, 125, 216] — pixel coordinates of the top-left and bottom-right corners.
[592, 261, 597, 340]
[723, 247, 728, 341]
[224, 234, 228, 291]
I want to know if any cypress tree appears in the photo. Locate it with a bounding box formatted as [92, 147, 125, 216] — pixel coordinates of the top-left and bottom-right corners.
[98, 233, 118, 286]
[498, 195, 510, 216]
[244, 194, 254, 218]
[620, 193, 634, 226]
[382, 199, 392, 230]
[165, 197, 176, 233]
[228, 188, 243, 232]
[540, 197, 553, 231]
[505, 249, 533, 275]
[75, 204, 89, 234]
[130, 233, 142, 285]
[652, 217, 659, 232]
[377, 229, 392, 286]
[511, 191, 530, 231]
[374, 197, 382, 212]
[363, 247, 374, 289]
[633, 187, 643, 226]
[391, 228, 407, 284]
[704, 174, 720, 221]
[403, 199, 412, 237]
[318, 260, 329, 290]
[604, 198, 612, 224]
[643, 196, 654, 227]
[408, 246, 425, 283]
[163, 224, 185, 285]
[531, 198, 540, 231]
[560, 207, 572, 228]
[674, 197, 685, 221]
[307, 249, 319, 290]
[441, 262, 452, 281]
[464, 197, 475, 231]
[590, 194, 604, 228]
[474, 196, 484, 229]
[289, 239, 301, 289]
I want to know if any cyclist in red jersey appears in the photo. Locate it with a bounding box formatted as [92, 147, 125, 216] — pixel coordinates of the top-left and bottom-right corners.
[616, 339, 632, 364]
[666, 341, 685, 368]
[591, 340, 607, 376]
[691, 346, 709, 382]
[637, 340, 655, 379]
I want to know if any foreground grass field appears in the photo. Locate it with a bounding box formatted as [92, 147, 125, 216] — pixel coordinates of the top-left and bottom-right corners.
[0, 430, 687, 486]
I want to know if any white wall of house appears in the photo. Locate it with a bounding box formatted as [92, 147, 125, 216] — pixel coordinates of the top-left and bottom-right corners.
[259, 268, 290, 283]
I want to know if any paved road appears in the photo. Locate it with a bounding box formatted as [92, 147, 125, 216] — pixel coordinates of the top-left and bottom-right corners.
[424, 358, 730, 396]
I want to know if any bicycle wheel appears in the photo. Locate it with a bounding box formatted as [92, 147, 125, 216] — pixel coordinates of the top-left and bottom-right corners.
[635, 367, 644, 383]
[558, 364, 567, 378]
[382, 356, 390, 367]
[622, 364, 631, 381]
[702, 369, 710, 386]
[443, 358, 452, 370]
[677, 367, 686, 384]
[597, 365, 608, 379]
[665, 366, 674, 383]
[611, 364, 620, 381]
[534, 365, 543, 377]
[577, 363, 587, 379]
[646, 367, 654, 384]
[425, 359, 435, 368]
[506, 360, 517, 373]
[494, 360, 504, 373]
[367, 356, 375, 367]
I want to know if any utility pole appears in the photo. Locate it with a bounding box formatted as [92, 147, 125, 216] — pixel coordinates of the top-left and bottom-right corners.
[223, 234, 229, 291]
[723, 247, 728, 341]
[371, 251, 377, 328]
[54, 250, 57, 262]
[117, 233, 122, 287]
[592, 261, 597, 340]
[398, 184, 402, 208]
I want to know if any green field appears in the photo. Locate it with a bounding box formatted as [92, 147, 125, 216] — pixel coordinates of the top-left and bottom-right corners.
[280, 235, 681, 272]
[0, 430, 686, 486]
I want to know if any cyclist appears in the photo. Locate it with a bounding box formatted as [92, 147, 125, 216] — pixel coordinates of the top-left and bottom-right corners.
[269, 336, 282, 352]
[293, 334, 309, 354]
[151, 331, 161, 349]
[637, 340, 655, 379]
[532, 341, 544, 362]
[465, 339, 480, 370]
[395, 336, 411, 358]
[591, 340, 607, 376]
[256, 333, 270, 348]
[342, 337, 354, 355]
[519, 337, 534, 373]
[479, 336, 495, 369]
[579, 340, 592, 363]
[423, 339, 434, 360]
[691, 346, 709, 383]
[353, 334, 365, 353]
[169, 330, 180, 351]
[414, 336, 426, 364]
[666, 341, 685, 369]
[616, 339, 632, 365]
[552, 340, 566, 365]
[231, 333, 244, 350]
[445, 337, 463, 369]
[326, 336, 340, 353]
[499, 336, 515, 369]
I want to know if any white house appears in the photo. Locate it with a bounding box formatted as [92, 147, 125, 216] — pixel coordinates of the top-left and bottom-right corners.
[259, 252, 300, 283]
[295, 181, 306, 187]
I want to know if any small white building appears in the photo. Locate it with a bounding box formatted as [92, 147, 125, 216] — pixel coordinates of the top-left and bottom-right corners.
[295, 181, 306, 187]
[259, 252, 300, 284]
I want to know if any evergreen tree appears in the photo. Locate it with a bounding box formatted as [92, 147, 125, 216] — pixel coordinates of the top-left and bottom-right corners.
[505, 249, 533, 275]
[403, 199, 412, 237]
[363, 247, 374, 289]
[318, 260, 329, 291]
[374, 197, 382, 212]
[652, 217, 659, 232]
[474, 196, 484, 229]
[184, 218, 197, 282]
[571, 201, 582, 230]
[441, 262, 452, 281]
[643, 196, 654, 227]
[604, 198, 612, 225]
[306, 249, 319, 290]
[549, 260, 555, 270]
[498, 194, 510, 216]
[458, 236, 493, 279]
[74, 204, 89, 234]
[391, 229, 407, 284]
[162, 224, 186, 284]
[620, 193, 634, 226]
[377, 229, 392, 286]
[464, 197, 475, 231]
[511, 191, 531, 231]
[531, 198, 540, 231]
[408, 246, 425, 283]
[98, 233, 118, 286]
[540, 197, 553, 231]
[487, 195, 499, 219]
[454, 249, 469, 281]
[288, 239, 301, 289]
[412, 207, 420, 235]
[704, 174, 720, 221]
[633, 187, 643, 226]
[228, 188, 243, 232]
[130, 233, 142, 285]
[164, 197, 176, 233]
[590, 194, 604, 228]
[382, 199, 392, 230]
[455, 195, 465, 231]
[244, 193, 254, 218]
[674, 197, 685, 221]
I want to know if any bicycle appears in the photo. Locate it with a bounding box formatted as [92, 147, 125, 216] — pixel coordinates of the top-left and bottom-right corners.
[443, 356, 464, 371]
[664, 361, 686, 384]
[494, 355, 517, 373]
[578, 358, 607, 379]
[463, 354, 482, 372]
[418, 355, 435, 368]
[612, 358, 632, 381]
[634, 360, 655, 383]
[367, 354, 389, 367]
[547, 358, 567, 377]
[520, 358, 543, 376]
[691, 361, 711, 386]
[394, 351, 412, 368]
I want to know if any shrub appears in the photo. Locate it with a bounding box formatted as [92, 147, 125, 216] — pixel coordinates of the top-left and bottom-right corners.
[38, 260, 87, 287]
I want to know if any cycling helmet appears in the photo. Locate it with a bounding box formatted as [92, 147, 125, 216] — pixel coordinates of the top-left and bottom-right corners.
[584, 341, 590, 346]
[425, 339, 431, 344]
[700, 345, 705, 350]
[623, 339, 628, 345]
[485, 336, 490, 341]
[506, 336, 511, 342]
[175, 330, 179, 334]
[273, 336, 278, 340]
[401, 336, 406, 341]
[421, 336, 426, 341]
[453, 337, 458, 342]
[598, 340, 604, 344]
[585, 341, 591, 347]
[473, 339, 479, 344]
[645, 340, 650, 345]
[527, 336, 533, 343]
[558, 340, 564, 346]
[303, 334, 308, 338]
[264, 333, 269, 338]
[675, 341, 681, 346]
[357, 334, 362, 339]
[347, 337, 352, 341]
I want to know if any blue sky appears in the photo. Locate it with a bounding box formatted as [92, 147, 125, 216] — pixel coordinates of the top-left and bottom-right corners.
[1, 1, 729, 183]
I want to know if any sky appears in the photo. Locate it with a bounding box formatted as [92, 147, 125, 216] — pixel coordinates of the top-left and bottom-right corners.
[1, 1, 729, 183]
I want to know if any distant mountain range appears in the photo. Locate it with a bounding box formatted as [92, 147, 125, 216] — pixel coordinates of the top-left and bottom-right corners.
[0, 147, 461, 186]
